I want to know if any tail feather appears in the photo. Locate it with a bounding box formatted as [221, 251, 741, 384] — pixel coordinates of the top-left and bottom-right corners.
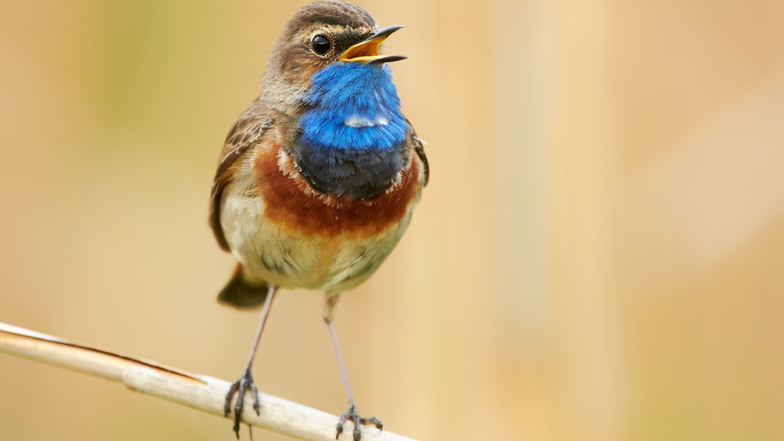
[217, 263, 269, 309]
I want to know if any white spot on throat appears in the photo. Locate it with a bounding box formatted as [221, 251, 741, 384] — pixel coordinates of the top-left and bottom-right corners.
[344, 115, 390, 128]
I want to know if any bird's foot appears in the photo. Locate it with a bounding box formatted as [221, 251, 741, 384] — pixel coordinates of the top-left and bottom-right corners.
[336, 404, 383, 441]
[224, 367, 261, 438]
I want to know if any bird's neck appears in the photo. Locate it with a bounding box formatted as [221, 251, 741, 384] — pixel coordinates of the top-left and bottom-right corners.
[300, 62, 407, 151]
[295, 62, 409, 199]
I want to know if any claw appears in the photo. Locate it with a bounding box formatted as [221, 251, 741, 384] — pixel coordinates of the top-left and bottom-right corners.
[336, 415, 345, 439]
[360, 416, 383, 431]
[335, 404, 382, 441]
[250, 383, 261, 415]
[224, 381, 240, 417]
[224, 368, 261, 438]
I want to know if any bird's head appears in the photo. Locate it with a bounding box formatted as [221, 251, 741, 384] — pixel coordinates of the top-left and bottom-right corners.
[260, 1, 405, 114]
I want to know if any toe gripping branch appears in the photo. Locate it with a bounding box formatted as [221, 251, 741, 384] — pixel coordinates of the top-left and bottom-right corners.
[224, 368, 261, 438]
[336, 404, 383, 441]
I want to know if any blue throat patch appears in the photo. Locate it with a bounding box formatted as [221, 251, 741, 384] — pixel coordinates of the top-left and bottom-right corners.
[296, 62, 409, 199]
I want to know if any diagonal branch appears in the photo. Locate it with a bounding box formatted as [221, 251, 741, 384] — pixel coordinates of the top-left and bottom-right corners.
[0, 322, 415, 441]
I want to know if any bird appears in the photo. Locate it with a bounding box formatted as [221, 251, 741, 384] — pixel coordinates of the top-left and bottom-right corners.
[208, 1, 429, 439]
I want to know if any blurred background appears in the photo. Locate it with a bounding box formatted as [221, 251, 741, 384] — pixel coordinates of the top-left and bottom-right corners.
[1, 0, 783, 440]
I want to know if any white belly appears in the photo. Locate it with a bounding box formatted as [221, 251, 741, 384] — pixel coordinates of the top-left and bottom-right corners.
[220, 173, 415, 293]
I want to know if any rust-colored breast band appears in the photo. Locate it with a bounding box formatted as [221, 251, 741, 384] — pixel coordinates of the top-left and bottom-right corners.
[254, 144, 420, 238]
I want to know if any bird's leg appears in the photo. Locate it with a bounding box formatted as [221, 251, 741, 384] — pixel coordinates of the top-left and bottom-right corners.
[324, 294, 383, 441]
[225, 284, 278, 438]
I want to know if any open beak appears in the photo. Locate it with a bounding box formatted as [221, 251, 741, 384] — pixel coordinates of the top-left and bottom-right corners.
[338, 25, 407, 64]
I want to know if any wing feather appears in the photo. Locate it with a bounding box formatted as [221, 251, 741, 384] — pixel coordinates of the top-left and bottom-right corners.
[407, 121, 429, 186]
[209, 99, 274, 251]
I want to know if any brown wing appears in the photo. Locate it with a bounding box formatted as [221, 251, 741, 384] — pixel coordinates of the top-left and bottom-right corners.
[209, 98, 274, 251]
[407, 120, 430, 186]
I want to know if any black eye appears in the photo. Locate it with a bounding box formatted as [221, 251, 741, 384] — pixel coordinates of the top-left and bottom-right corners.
[311, 35, 331, 55]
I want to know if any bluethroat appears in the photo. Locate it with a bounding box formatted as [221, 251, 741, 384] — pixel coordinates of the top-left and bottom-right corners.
[208, 1, 429, 439]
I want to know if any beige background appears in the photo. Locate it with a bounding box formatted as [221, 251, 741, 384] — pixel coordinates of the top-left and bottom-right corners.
[2, 0, 783, 440]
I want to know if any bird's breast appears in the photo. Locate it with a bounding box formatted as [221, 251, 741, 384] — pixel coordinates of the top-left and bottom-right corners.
[219, 137, 422, 291]
[253, 140, 422, 238]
